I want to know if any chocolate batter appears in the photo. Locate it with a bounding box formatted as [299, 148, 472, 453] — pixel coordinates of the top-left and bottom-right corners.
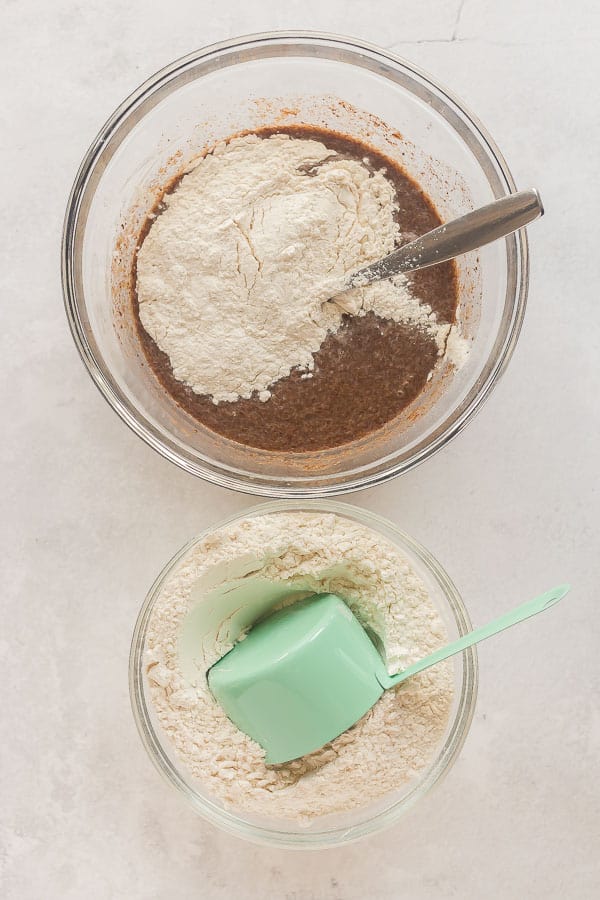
[132, 127, 458, 452]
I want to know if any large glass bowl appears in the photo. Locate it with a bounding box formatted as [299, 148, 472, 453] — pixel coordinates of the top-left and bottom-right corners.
[63, 32, 528, 496]
[129, 501, 478, 849]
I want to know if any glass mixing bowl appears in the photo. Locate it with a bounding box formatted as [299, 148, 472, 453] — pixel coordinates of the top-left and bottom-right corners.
[129, 501, 478, 849]
[63, 32, 528, 496]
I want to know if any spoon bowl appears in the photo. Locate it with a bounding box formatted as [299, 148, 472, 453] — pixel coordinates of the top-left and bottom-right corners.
[209, 594, 386, 763]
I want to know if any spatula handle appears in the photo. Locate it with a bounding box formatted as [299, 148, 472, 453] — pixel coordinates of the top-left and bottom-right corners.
[348, 189, 543, 286]
[384, 584, 570, 689]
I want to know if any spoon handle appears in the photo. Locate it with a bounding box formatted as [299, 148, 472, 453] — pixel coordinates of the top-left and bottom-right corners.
[347, 189, 543, 288]
[383, 584, 570, 689]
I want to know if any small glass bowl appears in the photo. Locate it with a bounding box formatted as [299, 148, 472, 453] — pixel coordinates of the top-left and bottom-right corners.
[129, 501, 478, 848]
[63, 32, 527, 496]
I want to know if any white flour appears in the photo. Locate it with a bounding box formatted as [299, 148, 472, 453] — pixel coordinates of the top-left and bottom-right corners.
[144, 511, 454, 822]
[137, 134, 467, 403]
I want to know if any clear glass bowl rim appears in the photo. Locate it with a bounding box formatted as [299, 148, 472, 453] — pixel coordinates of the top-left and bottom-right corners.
[62, 31, 528, 497]
[129, 500, 478, 849]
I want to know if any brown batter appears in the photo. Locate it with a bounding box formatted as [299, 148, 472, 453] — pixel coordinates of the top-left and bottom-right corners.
[132, 127, 458, 452]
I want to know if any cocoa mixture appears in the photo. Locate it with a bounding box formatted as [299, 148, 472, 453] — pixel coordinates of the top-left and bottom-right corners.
[132, 126, 458, 452]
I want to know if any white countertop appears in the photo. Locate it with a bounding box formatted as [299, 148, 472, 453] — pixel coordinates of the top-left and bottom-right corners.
[2, 1, 599, 897]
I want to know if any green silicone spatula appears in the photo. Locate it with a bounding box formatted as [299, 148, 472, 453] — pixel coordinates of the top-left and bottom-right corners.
[208, 584, 570, 764]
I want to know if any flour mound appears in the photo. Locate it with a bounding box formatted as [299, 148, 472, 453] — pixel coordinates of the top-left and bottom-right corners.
[137, 134, 462, 403]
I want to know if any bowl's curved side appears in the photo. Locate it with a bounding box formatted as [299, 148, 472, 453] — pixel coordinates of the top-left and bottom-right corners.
[63, 32, 528, 497]
[129, 500, 478, 848]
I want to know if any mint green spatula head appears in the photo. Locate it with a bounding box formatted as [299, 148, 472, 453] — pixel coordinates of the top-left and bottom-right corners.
[208, 585, 570, 765]
[208, 594, 387, 764]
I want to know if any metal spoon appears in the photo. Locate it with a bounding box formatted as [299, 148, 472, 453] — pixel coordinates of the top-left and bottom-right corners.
[337, 188, 543, 295]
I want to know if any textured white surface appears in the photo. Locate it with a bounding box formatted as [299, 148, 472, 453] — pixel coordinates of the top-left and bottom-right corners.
[1, 1, 599, 897]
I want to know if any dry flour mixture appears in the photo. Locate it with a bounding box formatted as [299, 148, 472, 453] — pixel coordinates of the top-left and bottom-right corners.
[136, 133, 467, 404]
[144, 511, 454, 822]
